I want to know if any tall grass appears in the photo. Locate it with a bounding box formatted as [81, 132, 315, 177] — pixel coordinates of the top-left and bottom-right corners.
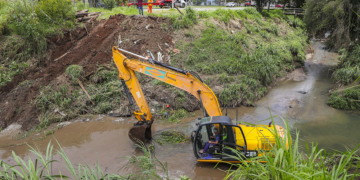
[223, 115, 360, 179]
[0, 140, 175, 179]
[124, 141, 170, 179]
[0, 141, 126, 179]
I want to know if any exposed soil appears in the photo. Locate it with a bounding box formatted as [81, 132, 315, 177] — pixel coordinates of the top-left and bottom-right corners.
[0, 14, 177, 131]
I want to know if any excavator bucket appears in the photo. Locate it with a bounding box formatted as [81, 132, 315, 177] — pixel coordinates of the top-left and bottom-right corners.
[128, 124, 152, 144]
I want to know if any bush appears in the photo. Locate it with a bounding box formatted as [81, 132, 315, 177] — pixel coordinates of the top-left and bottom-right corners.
[0, 1, 9, 35]
[103, 0, 116, 9]
[66, 65, 83, 81]
[171, 7, 198, 29]
[327, 90, 360, 110]
[36, 0, 75, 22]
[76, 2, 86, 10]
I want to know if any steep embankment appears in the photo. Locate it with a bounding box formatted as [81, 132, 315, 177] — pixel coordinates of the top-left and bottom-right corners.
[0, 9, 308, 132]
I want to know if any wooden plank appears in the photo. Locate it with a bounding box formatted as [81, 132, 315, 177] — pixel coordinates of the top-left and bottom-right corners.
[76, 78, 96, 106]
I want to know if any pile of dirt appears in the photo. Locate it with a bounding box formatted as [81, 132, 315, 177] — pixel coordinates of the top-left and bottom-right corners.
[0, 14, 178, 131]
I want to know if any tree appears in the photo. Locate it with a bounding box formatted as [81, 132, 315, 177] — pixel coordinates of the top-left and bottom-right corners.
[293, 0, 305, 8]
[304, 0, 360, 50]
[254, 0, 266, 12]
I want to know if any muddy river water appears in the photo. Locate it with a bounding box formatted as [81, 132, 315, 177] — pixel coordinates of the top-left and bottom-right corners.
[1, 41, 359, 179]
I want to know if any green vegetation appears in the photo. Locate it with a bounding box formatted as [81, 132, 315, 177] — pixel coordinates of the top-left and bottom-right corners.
[124, 142, 171, 179]
[0, 140, 172, 179]
[4, 0, 75, 54]
[160, 130, 189, 143]
[172, 8, 307, 106]
[103, 0, 116, 9]
[224, 116, 360, 179]
[305, 0, 360, 50]
[0, 0, 75, 87]
[167, 109, 195, 122]
[304, 0, 360, 110]
[35, 67, 124, 129]
[65, 65, 84, 81]
[88, 6, 138, 19]
[327, 46, 360, 109]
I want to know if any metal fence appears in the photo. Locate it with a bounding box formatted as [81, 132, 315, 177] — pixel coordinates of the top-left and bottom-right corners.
[283, 8, 306, 15]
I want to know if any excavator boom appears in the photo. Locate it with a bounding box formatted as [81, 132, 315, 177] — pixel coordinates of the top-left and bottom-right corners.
[112, 47, 222, 143]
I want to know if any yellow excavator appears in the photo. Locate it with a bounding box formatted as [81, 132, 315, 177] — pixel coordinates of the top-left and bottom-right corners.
[112, 47, 288, 163]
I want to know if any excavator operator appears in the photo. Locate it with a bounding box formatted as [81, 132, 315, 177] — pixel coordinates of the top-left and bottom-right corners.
[200, 128, 220, 158]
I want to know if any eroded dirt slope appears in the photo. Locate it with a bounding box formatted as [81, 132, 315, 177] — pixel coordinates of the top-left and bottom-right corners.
[0, 14, 178, 130]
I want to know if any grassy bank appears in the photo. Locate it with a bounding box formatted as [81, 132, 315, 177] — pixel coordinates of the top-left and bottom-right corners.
[170, 8, 307, 106]
[327, 46, 360, 110]
[0, 0, 76, 87]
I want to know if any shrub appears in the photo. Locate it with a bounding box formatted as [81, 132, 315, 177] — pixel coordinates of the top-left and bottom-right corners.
[327, 90, 360, 110]
[0, 1, 9, 35]
[36, 0, 75, 22]
[103, 0, 116, 9]
[65, 65, 83, 81]
[76, 2, 86, 10]
[171, 7, 198, 29]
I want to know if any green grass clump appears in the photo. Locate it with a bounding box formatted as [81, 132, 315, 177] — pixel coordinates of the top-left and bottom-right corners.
[170, 7, 198, 29]
[65, 65, 83, 81]
[160, 130, 189, 143]
[124, 142, 169, 180]
[224, 115, 360, 180]
[218, 73, 235, 84]
[333, 46, 360, 85]
[167, 109, 193, 122]
[327, 90, 360, 110]
[328, 45, 360, 110]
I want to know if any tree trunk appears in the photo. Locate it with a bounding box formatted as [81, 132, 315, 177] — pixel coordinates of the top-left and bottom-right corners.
[267, 0, 270, 12]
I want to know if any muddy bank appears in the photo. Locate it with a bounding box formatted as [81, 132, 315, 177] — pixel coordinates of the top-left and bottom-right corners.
[0, 14, 177, 131]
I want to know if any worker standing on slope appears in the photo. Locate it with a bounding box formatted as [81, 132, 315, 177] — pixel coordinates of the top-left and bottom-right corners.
[138, 0, 144, 15]
[147, 0, 153, 14]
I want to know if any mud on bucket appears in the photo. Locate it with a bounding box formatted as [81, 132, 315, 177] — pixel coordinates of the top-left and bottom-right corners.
[128, 123, 152, 144]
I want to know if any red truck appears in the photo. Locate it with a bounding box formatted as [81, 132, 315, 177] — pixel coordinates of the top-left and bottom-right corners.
[244, 1, 256, 6]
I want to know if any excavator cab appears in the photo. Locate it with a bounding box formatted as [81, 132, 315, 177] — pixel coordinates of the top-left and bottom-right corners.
[192, 116, 262, 162]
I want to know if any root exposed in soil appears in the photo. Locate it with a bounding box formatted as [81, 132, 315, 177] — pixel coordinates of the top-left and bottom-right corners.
[0, 14, 176, 131]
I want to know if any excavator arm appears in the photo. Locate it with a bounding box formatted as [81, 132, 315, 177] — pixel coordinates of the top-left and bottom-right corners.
[112, 47, 222, 142]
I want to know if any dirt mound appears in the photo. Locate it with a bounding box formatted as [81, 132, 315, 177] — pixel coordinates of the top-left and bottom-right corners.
[0, 14, 175, 130]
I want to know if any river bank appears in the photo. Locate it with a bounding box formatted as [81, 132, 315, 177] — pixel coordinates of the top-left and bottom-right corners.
[0, 8, 307, 133]
[1, 41, 359, 179]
